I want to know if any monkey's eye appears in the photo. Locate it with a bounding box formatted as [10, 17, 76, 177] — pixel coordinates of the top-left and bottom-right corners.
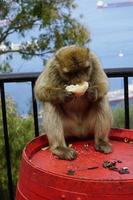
[63, 69, 79, 76]
[64, 71, 74, 75]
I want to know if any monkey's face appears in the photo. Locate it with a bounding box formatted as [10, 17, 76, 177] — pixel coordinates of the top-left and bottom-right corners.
[55, 46, 92, 84]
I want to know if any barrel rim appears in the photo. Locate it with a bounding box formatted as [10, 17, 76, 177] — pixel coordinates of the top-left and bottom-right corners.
[21, 128, 133, 182]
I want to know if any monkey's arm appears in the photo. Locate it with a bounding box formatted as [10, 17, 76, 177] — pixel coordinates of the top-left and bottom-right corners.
[35, 60, 72, 104]
[87, 52, 108, 101]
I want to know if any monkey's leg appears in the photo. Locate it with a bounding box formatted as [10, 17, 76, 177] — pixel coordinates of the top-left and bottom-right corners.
[93, 99, 112, 154]
[44, 103, 77, 160]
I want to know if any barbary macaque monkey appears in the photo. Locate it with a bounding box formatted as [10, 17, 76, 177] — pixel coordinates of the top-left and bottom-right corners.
[35, 46, 112, 160]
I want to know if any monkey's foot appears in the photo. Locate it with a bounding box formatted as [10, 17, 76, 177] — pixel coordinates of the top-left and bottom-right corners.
[95, 141, 112, 154]
[52, 146, 77, 160]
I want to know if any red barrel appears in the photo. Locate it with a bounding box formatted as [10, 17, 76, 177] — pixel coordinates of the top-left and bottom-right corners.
[16, 128, 133, 200]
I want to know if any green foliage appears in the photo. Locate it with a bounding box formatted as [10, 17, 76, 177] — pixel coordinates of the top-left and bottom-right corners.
[112, 105, 133, 128]
[113, 106, 125, 128]
[0, 96, 34, 199]
[0, 62, 13, 73]
[0, 0, 89, 71]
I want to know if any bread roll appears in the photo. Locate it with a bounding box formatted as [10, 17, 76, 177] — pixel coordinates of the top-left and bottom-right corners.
[66, 81, 88, 96]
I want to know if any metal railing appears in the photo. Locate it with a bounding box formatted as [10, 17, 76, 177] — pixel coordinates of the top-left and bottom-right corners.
[0, 67, 133, 200]
[0, 72, 39, 200]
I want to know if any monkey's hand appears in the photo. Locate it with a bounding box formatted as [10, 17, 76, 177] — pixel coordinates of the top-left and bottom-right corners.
[48, 86, 74, 103]
[86, 87, 98, 102]
[48, 88, 74, 104]
[35, 85, 74, 104]
[86, 83, 108, 102]
[59, 90, 74, 103]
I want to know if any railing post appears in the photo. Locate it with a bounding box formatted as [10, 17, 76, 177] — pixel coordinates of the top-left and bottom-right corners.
[31, 81, 39, 137]
[124, 76, 130, 129]
[0, 82, 14, 200]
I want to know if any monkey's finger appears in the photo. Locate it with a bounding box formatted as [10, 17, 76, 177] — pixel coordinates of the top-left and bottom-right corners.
[65, 92, 74, 102]
[87, 89, 98, 101]
[53, 147, 77, 160]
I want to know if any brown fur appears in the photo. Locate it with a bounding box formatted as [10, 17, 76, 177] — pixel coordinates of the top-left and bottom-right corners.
[35, 45, 112, 160]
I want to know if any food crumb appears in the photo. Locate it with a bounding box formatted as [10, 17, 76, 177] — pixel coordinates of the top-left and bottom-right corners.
[87, 166, 99, 170]
[67, 169, 76, 175]
[41, 146, 49, 151]
[68, 144, 73, 148]
[118, 167, 129, 174]
[103, 160, 130, 174]
[124, 138, 129, 143]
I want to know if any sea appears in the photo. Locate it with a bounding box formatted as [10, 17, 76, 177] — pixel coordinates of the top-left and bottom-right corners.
[1, 0, 133, 115]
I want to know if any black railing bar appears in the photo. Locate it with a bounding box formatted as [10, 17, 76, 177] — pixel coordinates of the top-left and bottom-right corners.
[0, 83, 14, 200]
[31, 81, 39, 137]
[105, 68, 133, 77]
[124, 77, 130, 129]
[0, 72, 40, 83]
[0, 68, 133, 83]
